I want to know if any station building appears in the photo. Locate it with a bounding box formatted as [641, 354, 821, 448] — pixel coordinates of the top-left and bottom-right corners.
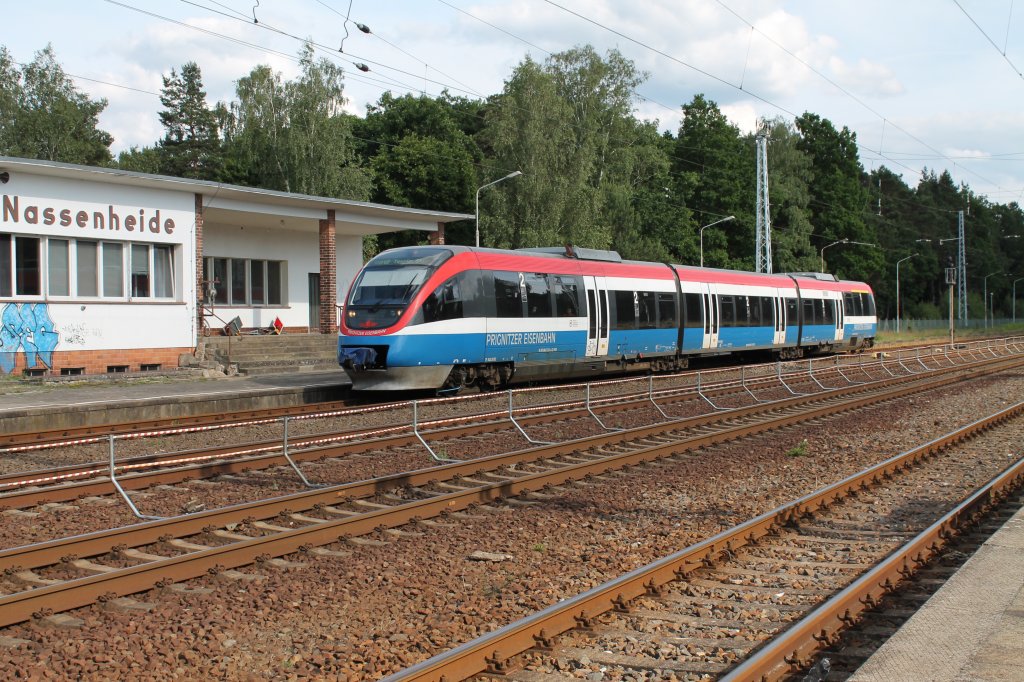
[0, 156, 471, 377]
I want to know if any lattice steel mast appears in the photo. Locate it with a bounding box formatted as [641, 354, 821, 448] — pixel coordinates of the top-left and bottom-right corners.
[755, 119, 772, 273]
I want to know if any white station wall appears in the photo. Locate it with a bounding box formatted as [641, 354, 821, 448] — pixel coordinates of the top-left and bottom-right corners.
[203, 227, 365, 331]
[0, 173, 195, 353]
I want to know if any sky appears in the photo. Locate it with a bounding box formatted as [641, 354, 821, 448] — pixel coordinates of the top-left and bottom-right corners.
[4, 0, 1024, 210]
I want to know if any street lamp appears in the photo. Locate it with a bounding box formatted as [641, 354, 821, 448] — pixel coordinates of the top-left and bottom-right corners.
[475, 170, 522, 248]
[983, 271, 1001, 328]
[699, 215, 735, 268]
[820, 238, 875, 273]
[895, 253, 917, 334]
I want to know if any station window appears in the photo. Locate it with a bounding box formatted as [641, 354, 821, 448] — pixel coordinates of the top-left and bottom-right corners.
[76, 241, 99, 297]
[48, 239, 70, 296]
[102, 243, 124, 297]
[0, 233, 176, 300]
[204, 257, 285, 306]
[0, 235, 44, 296]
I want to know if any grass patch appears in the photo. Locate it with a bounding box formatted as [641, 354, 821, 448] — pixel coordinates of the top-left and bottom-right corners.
[786, 439, 810, 458]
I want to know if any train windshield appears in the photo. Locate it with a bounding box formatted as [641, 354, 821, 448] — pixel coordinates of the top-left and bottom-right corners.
[344, 248, 454, 329]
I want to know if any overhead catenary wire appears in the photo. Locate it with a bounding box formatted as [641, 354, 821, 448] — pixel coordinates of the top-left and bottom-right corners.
[26, 1, 1023, 223]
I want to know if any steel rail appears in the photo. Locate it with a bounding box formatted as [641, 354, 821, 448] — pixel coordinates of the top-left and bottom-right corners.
[1, 350, 1011, 513]
[2, 336, 1019, 452]
[0, 358, 1016, 629]
[723, 455, 1024, 681]
[380, 401, 1024, 682]
[0, 397, 374, 449]
[0, 356, 915, 505]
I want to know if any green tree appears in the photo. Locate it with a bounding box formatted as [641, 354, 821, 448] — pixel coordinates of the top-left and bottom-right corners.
[158, 61, 222, 179]
[673, 94, 754, 269]
[224, 44, 370, 200]
[482, 46, 648, 250]
[795, 112, 879, 280]
[0, 44, 112, 165]
[353, 92, 481, 248]
[114, 145, 162, 174]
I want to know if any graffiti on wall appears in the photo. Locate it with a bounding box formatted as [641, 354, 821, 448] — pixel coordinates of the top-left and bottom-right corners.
[1, 303, 60, 374]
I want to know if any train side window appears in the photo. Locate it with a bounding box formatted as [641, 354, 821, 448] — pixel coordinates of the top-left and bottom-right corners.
[824, 298, 835, 325]
[553, 275, 581, 317]
[613, 290, 635, 330]
[587, 289, 597, 335]
[683, 293, 702, 328]
[524, 273, 553, 317]
[803, 298, 815, 325]
[657, 292, 677, 329]
[786, 297, 798, 326]
[638, 291, 657, 329]
[749, 296, 762, 327]
[493, 271, 523, 317]
[850, 293, 863, 316]
[421, 274, 464, 323]
[719, 295, 736, 326]
[862, 293, 876, 316]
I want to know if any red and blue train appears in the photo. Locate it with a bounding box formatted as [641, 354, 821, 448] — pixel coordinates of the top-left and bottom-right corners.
[337, 245, 877, 392]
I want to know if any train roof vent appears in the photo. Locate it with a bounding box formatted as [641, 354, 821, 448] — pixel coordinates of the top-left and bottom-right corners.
[517, 245, 622, 263]
[787, 272, 837, 282]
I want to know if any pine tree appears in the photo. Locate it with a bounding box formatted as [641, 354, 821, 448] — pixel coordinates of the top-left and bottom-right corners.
[158, 62, 222, 179]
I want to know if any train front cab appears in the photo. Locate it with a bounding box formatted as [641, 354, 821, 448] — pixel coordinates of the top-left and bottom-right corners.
[841, 287, 877, 351]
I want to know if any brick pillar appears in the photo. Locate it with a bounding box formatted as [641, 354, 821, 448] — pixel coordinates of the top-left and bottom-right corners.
[428, 221, 445, 245]
[195, 194, 205, 343]
[318, 209, 337, 334]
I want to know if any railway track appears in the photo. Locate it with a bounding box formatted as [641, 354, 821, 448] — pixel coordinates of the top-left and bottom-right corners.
[0, 346, 1020, 632]
[383, 403, 1024, 682]
[1, 337, 1007, 452]
[0, 342, 1018, 512]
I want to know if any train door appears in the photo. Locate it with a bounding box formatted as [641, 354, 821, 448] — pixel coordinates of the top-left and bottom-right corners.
[773, 294, 787, 345]
[701, 284, 720, 349]
[583, 275, 610, 357]
[834, 294, 845, 342]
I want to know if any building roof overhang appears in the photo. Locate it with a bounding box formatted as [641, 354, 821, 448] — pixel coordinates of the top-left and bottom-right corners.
[0, 156, 472, 235]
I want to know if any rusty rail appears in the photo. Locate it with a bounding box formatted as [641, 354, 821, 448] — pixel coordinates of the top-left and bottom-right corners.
[381, 401, 1024, 682]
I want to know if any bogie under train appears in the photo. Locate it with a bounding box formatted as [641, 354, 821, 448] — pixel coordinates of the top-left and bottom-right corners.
[337, 245, 876, 392]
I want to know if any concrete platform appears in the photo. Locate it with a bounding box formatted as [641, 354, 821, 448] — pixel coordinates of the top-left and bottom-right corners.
[850, 504, 1024, 682]
[0, 369, 352, 434]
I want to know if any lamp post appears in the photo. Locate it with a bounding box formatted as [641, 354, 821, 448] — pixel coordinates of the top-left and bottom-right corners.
[699, 215, 735, 268]
[820, 238, 875, 273]
[895, 253, 917, 334]
[1013, 277, 1024, 324]
[475, 170, 522, 248]
[983, 271, 1001, 329]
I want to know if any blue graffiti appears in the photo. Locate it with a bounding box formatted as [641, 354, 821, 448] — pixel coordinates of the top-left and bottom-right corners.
[1, 303, 60, 374]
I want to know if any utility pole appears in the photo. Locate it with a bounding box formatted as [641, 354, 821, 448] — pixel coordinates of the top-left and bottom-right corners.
[755, 119, 772, 274]
[957, 210, 967, 322]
